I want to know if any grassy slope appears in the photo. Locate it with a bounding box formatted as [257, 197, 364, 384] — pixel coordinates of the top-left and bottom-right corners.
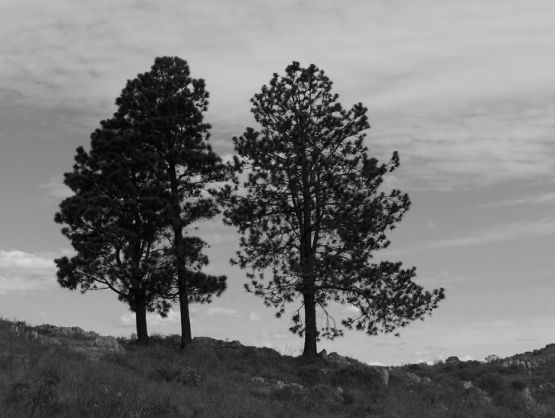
[0, 318, 554, 417]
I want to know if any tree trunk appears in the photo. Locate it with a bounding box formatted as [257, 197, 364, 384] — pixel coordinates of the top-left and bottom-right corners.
[178, 269, 192, 348]
[134, 294, 149, 344]
[303, 291, 318, 358]
[168, 160, 193, 348]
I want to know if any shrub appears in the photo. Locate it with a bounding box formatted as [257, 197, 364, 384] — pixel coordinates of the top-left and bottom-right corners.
[475, 372, 508, 394]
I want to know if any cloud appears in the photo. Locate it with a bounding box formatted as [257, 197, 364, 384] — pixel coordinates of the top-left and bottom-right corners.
[1, 0, 554, 191]
[120, 308, 185, 328]
[0, 250, 57, 294]
[479, 192, 555, 208]
[39, 177, 72, 199]
[416, 217, 555, 251]
[206, 307, 239, 317]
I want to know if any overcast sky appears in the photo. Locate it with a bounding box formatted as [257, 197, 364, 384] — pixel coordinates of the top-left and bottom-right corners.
[1, 0, 554, 365]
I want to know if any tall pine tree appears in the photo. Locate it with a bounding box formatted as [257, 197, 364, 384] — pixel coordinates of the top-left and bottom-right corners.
[55, 124, 173, 343]
[112, 56, 228, 347]
[225, 62, 445, 358]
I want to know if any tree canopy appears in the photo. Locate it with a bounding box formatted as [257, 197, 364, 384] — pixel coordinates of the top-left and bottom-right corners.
[225, 62, 445, 357]
[55, 124, 173, 342]
[110, 56, 229, 347]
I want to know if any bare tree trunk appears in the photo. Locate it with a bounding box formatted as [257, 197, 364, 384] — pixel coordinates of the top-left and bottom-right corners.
[134, 292, 149, 344]
[302, 290, 318, 358]
[169, 160, 193, 348]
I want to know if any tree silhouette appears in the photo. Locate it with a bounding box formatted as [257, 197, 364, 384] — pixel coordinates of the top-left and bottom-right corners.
[111, 56, 228, 347]
[225, 62, 445, 358]
[55, 125, 173, 343]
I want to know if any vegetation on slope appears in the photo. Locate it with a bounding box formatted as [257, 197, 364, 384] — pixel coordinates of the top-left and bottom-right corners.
[0, 318, 553, 417]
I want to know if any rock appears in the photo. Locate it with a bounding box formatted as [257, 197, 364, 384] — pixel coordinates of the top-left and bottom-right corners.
[466, 387, 492, 407]
[485, 354, 499, 363]
[502, 358, 529, 369]
[375, 367, 389, 386]
[275, 380, 285, 389]
[406, 372, 422, 384]
[520, 387, 533, 404]
[445, 356, 460, 365]
[251, 377, 265, 384]
[226, 340, 242, 349]
[94, 336, 124, 353]
[463, 380, 473, 390]
[328, 352, 350, 366]
[288, 382, 304, 391]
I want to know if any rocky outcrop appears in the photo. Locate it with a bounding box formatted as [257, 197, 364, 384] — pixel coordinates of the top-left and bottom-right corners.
[485, 354, 499, 363]
[93, 336, 124, 353]
[445, 356, 460, 365]
[34, 324, 98, 339]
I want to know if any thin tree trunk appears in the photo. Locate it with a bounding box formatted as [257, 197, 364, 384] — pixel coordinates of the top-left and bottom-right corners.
[177, 265, 192, 348]
[169, 160, 193, 348]
[134, 293, 149, 344]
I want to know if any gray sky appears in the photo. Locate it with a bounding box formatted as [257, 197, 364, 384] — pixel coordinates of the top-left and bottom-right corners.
[1, 0, 554, 365]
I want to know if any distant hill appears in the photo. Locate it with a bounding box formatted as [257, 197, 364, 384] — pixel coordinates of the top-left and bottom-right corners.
[0, 318, 553, 417]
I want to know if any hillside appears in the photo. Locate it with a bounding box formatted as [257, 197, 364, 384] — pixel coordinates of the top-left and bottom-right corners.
[0, 318, 554, 417]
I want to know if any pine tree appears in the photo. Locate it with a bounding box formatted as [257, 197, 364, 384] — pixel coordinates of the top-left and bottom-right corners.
[111, 56, 229, 347]
[55, 124, 173, 343]
[225, 62, 445, 358]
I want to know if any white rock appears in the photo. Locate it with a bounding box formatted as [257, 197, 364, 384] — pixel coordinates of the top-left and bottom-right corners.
[485, 354, 499, 363]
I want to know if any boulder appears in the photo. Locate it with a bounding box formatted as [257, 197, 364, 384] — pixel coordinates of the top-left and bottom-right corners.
[406, 372, 422, 384]
[375, 367, 389, 386]
[485, 354, 499, 363]
[328, 352, 350, 366]
[520, 387, 533, 405]
[463, 380, 473, 390]
[94, 336, 124, 353]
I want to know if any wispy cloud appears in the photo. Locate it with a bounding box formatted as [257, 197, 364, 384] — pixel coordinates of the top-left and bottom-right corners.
[0, 250, 57, 294]
[39, 177, 72, 199]
[1, 0, 554, 189]
[418, 217, 555, 251]
[479, 192, 555, 208]
[206, 307, 240, 317]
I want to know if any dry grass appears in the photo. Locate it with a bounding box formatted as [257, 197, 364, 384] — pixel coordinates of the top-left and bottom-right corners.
[0, 318, 552, 417]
